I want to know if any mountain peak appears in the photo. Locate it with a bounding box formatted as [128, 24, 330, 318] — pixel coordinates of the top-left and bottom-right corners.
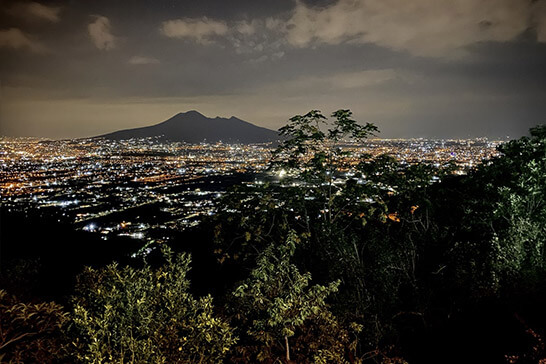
[177, 110, 205, 117]
[98, 111, 279, 144]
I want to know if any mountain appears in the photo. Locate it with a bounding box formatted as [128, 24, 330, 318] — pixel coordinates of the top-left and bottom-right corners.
[98, 110, 280, 144]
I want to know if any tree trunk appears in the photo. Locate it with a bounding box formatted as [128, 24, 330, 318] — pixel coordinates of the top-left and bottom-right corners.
[285, 335, 290, 362]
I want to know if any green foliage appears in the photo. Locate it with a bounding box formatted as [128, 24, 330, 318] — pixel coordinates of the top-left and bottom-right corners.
[494, 126, 546, 274]
[0, 289, 69, 363]
[272, 110, 382, 231]
[274, 109, 378, 185]
[478, 125, 546, 288]
[70, 247, 236, 364]
[435, 125, 546, 298]
[229, 231, 356, 363]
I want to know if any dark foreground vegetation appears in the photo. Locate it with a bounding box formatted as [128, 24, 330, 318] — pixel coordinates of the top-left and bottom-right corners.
[1, 110, 545, 363]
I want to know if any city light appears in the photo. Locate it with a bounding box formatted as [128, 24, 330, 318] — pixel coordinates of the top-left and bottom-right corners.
[1, 136, 501, 241]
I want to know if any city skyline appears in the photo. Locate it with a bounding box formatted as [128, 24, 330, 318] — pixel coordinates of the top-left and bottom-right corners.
[1, 0, 546, 139]
[1, 135, 500, 240]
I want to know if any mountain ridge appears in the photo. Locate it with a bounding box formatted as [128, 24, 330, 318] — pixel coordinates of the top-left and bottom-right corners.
[97, 111, 280, 144]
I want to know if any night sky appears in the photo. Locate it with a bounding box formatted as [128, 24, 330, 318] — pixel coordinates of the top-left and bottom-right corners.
[1, 0, 545, 139]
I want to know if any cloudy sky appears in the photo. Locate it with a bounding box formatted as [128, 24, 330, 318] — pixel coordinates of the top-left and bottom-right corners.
[1, 0, 545, 139]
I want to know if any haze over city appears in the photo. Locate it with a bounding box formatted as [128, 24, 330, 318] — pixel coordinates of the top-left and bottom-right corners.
[1, 0, 546, 139]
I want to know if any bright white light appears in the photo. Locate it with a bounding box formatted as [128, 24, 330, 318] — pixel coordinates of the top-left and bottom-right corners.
[84, 223, 96, 232]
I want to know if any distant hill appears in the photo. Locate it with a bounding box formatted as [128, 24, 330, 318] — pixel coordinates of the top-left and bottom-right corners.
[97, 110, 280, 144]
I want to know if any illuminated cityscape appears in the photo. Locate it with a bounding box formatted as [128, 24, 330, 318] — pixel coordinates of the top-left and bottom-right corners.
[1, 136, 501, 243]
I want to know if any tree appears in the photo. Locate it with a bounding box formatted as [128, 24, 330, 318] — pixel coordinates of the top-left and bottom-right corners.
[465, 125, 546, 290]
[70, 247, 236, 363]
[272, 109, 379, 226]
[229, 231, 356, 364]
[213, 110, 387, 280]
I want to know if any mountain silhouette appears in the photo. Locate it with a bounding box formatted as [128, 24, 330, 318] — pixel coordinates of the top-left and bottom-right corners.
[98, 110, 280, 144]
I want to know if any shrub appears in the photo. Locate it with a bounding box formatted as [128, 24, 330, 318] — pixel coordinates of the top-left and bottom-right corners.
[70, 247, 236, 363]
